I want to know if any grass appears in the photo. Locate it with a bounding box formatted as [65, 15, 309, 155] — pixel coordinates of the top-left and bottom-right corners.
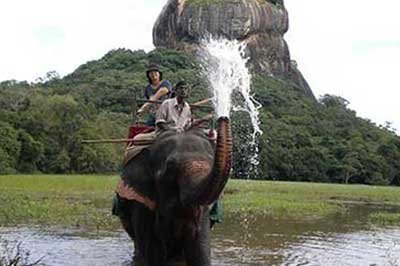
[1, 175, 400, 230]
[223, 180, 400, 219]
[0, 175, 119, 230]
[369, 212, 400, 226]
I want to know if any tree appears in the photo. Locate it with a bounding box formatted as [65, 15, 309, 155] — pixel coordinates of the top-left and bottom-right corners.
[17, 130, 44, 172]
[0, 121, 21, 173]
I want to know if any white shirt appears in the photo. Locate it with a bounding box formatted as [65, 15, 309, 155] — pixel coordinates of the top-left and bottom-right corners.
[155, 97, 192, 132]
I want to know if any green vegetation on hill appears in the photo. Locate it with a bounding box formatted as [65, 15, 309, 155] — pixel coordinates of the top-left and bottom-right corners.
[252, 76, 400, 185]
[0, 48, 399, 185]
[0, 49, 209, 175]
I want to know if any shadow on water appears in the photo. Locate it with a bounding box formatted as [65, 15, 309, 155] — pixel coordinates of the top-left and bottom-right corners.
[1, 205, 400, 266]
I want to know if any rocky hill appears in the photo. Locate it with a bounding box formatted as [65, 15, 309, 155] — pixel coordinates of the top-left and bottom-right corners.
[153, 0, 313, 97]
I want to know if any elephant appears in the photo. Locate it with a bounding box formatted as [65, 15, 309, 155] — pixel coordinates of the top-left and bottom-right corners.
[116, 117, 232, 266]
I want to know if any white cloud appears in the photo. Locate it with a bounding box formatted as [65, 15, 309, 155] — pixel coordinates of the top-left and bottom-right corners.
[285, 0, 400, 133]
[0, 0, 165, 81]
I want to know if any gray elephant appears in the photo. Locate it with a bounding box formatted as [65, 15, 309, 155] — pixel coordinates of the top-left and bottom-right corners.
[116, 117, 232, 266]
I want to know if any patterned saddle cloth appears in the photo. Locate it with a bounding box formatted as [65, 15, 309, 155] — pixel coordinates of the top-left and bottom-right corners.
[122, 131, 156, 165]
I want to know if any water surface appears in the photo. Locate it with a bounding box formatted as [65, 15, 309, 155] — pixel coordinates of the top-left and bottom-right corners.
[1, 205, 399, 266]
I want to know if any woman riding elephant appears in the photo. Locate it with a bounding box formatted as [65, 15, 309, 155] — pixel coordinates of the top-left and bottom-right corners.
[137, 63, 172, 126]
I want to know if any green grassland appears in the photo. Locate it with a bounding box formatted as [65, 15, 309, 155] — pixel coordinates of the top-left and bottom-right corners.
[0, 175, 119, 230]
[1, 175, 400, 230]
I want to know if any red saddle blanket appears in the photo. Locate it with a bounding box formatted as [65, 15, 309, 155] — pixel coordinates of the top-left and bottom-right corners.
[127, 125, 154, 139]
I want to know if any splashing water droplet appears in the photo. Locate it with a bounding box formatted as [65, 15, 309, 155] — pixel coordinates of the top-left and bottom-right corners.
[198, 38, 263, 175]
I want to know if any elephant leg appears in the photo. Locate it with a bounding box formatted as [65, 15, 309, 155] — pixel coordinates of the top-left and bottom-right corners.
[144, 237, 167, 266]
[183, 210, 211, 266]
[167, 240, 184, 262]
[130, 205, 168, 266]
[119, 199, 135, 240]
[119, 200, 144, 262]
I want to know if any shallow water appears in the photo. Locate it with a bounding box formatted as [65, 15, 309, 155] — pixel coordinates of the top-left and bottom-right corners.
[211, 214, 400, 266]
[1, 206, 400, 266]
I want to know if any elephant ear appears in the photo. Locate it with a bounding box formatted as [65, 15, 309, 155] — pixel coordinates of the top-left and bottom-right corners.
[120, 149, 156, 201]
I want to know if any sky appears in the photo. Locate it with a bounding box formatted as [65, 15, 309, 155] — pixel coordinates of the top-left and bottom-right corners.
[0, 0, 399, 133]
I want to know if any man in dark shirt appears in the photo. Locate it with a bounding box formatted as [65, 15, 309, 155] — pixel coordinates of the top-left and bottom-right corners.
[137, 63, 172, 126]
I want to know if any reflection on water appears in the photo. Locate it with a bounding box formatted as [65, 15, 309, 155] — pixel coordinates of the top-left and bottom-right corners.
[212, 223, 400, 265]
[211, 205, 400, 265]
[0, 228, 134, 266]
[1, 205, 400, 266]
[282, 229, 400, 266]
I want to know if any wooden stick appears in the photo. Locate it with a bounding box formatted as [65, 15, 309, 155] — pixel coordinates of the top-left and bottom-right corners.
[136, 99, 214, 111]
[82, 139, 151, 145]
[135, 99, 162, 104]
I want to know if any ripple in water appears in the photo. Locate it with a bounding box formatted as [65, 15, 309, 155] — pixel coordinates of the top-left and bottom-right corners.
[0, 227, 134, 266]
[1, 224, 400, 266]
[281, 228, 400, 266]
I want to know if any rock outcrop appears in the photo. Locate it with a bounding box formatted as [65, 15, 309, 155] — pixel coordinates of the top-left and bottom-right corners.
[153, 0, 314, 98]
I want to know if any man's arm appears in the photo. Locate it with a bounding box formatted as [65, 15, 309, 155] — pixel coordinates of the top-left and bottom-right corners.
[155, 101, 170, 131]
[156, 121, 170, 131]
[137, 87, 170, 115]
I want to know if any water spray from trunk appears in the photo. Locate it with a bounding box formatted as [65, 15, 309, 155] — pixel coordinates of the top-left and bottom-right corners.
[198, 38, 263, 175]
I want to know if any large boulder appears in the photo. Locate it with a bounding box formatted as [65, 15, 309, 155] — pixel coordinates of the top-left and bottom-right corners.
[153, 0, 314, 98]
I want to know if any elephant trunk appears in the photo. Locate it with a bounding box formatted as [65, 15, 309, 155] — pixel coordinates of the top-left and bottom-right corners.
[199, 117, 232, 205]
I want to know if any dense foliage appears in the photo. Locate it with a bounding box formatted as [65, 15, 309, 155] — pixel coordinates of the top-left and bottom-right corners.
[0, 48, 399, 185]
